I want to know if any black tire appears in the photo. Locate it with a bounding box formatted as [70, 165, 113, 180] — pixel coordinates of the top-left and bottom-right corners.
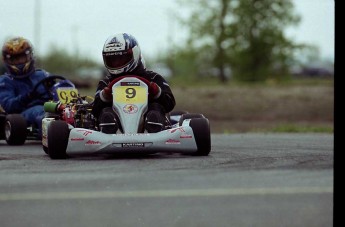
[0, 114, 6, 140]
[169, 110, 189, 116]
[190, 118, 211, 156]
[43, 145, 49, 154]
[5, 114, 27, 145]
[178, 113, 205, 126]
[168, 110, 189, 125]
[48, 120, 69, 159]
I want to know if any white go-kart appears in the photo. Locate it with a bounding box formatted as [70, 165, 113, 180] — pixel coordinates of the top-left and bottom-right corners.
[42, 75, 211, 159]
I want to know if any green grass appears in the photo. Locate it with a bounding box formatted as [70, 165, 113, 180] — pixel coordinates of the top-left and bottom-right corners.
[80, 78, 334, 134]
[168, 76, 334, 87]
[268, 124, 333, 133]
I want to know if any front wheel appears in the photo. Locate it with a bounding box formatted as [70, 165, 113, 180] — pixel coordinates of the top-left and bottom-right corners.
[5, 114, 27, 145]
[43, 145, 48, 154]
[48, 120, 69, 159]
[190, 118, 211, 156]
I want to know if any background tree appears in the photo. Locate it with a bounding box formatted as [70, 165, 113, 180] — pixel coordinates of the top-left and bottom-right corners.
[172, 0, 233, 82]
[35, 46, 102, 88]
[229, 0, 301, 82]
[170, 0, 306, 82]
[37, 46, 100, 77]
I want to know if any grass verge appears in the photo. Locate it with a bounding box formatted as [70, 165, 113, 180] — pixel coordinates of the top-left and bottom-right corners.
[80, 79, 334, 134]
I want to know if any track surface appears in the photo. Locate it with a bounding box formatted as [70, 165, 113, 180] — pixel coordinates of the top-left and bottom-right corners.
[0, 133, 333, 227]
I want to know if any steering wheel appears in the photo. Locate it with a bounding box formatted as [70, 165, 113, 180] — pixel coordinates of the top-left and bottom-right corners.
[31, 75, 68, 100]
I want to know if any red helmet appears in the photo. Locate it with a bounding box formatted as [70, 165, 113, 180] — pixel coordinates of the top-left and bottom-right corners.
[2, 37, 35, 78]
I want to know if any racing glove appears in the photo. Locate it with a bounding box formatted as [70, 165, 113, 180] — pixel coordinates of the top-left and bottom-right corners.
[100, 87, 112, 102]
[20, 90, 40, 104]
[28, 90, 41, 99]
[149, 82, 162, 99]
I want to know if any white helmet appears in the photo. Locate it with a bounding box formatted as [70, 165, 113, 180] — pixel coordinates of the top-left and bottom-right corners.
[102, 33, 145, 76]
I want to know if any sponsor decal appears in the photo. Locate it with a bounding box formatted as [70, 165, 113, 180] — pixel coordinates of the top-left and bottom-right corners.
[106, 37, 123, 47]
[180, 134, 193, 139]
[123, 104, 138, 114]
[122, 143, 145, 148]
[120, 82, 140, 86]
[165, 139, 181, 145]
[77, 129, 93, 136]
[71, 138, 84, 141]
[168, 127, 185, 133]
[85, 140, 101, 145]
[116, 133, 150, 137]
[104, 51, 126, 56]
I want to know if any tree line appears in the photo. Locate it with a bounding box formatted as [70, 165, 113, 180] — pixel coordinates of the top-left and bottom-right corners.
[1, 0, 321, 83]
[161, 0, 319, 83]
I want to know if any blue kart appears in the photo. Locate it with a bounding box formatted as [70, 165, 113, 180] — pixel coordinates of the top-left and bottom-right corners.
[0, 75, 75, 145]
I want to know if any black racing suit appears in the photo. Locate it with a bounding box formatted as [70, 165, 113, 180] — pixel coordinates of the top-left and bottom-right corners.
[92, 68, 176, 119]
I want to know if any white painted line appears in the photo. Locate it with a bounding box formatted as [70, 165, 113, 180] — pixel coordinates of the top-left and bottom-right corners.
[0, 187, 333, 201]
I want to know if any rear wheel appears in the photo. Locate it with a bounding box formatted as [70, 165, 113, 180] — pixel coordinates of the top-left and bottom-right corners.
[178, 113, 205, 126]
[168, 110, 189, 125]
[5, 114, 27, 145]
[169, 110, 189, 117]
[48, 120, 69, 159]
[189, 118, 211, 156]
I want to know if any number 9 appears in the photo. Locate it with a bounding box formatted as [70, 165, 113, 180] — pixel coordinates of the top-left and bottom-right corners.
[59, 91, 68, 103]
[70, 90, 78, 99]
[125, 88, 136, 99]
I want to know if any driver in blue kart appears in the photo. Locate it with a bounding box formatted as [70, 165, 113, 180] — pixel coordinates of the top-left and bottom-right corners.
[92, 33, 176, 133]
[0, 37, 72, 138]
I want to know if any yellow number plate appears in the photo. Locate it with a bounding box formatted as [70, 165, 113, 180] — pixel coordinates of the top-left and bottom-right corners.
[114, 86, 147, 104]
[57, 88, 79, 104]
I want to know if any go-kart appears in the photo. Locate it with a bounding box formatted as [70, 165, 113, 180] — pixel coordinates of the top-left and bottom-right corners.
[42, 75, 211, 159]
[0, 75, 76, 145]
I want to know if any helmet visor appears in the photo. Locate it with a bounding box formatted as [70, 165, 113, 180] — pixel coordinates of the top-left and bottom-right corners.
[5, 50, 32, 65]
[103, 49, 134, 69]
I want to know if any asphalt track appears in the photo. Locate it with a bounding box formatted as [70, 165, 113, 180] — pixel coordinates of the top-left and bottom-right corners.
[0, 133, 333, 227]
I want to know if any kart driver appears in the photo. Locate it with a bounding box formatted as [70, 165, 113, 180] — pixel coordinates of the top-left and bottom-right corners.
[0, 37, 54, 138]
[92, 33, 176, 133]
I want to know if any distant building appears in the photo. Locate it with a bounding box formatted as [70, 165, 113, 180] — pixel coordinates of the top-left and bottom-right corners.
[291, 61, 334, 78]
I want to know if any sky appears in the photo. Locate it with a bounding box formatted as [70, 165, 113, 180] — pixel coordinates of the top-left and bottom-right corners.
[0, 0, 334, 64]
